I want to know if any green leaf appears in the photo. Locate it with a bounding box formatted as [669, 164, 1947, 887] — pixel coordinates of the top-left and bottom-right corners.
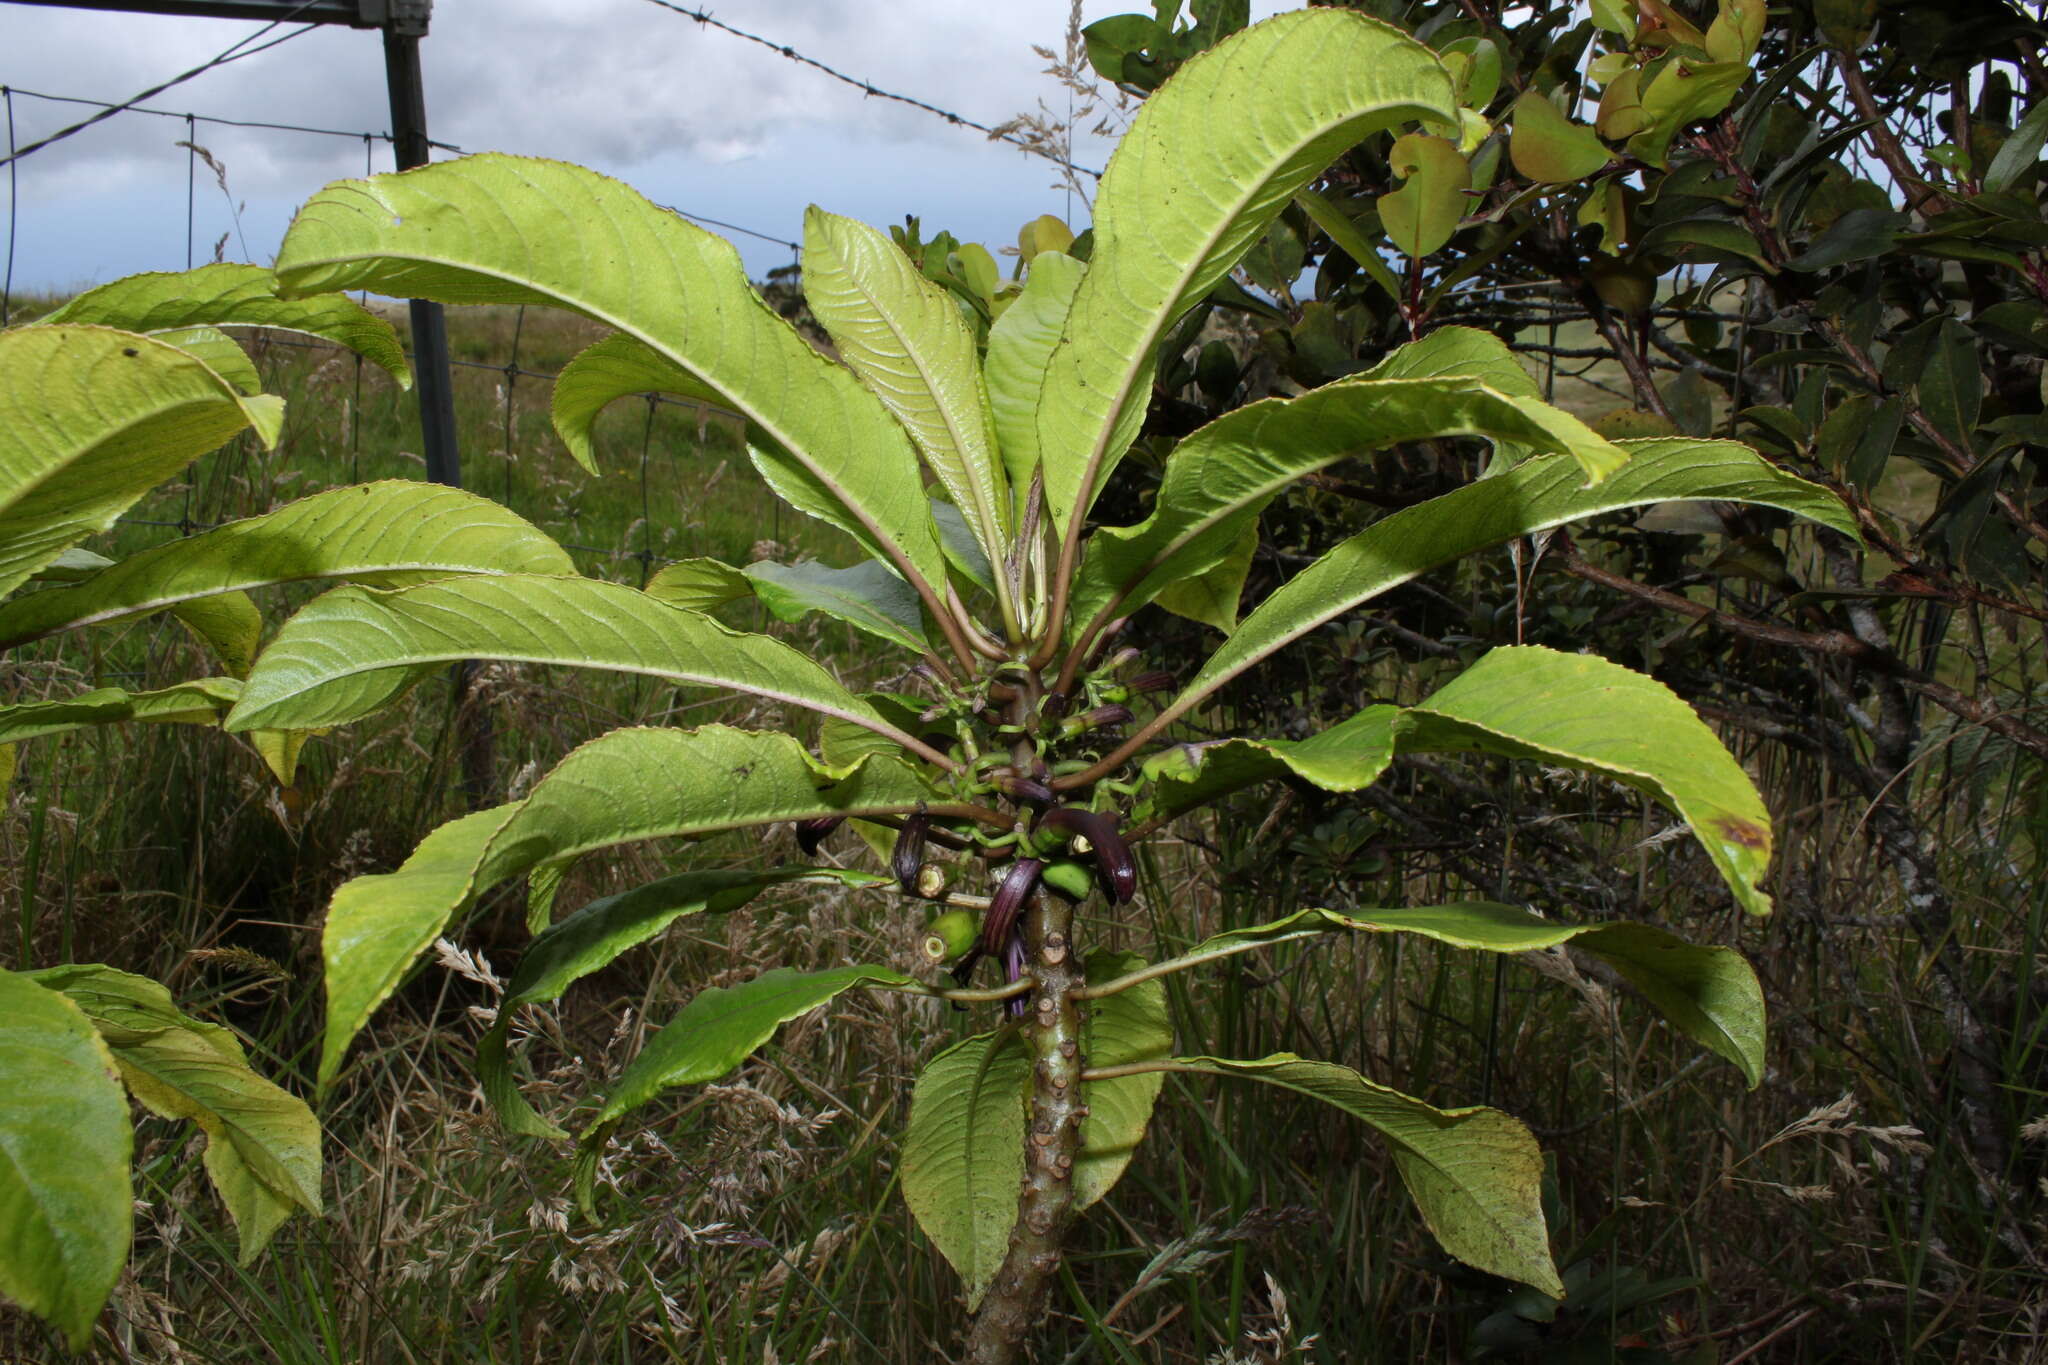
[1784, 208, 1906, 271]
[1398, 645, 1774, 916]
[480, 867, 888, 1138]
[154, 326, 264, 395]
[0, 965, 133, 1351]
[803, 207, 1009, 563]
[902, 1030, 1031, 1308]
[1180, 906, 1764, 1085]
[227, 575, 920, 754]
[1151, 518, 1258, 632]
[550, 331, 713, 475]
[31, 964, 323, 1262]
[1138, 705, 1400, 826]
[0, 678, 242, 746]
[1509, 91, 1612, 184]
[1378, 133, 1471, 258]
[641, 557, 753, 613]
[316, 726, 940, 1085]
[577, 965, 917, 1201]
[1294, 187, 1404, 303]
[272, 154, 946, 595]
[1076, 952, 1172, 1210]
[0, 482, 572, 649]
[168, 590, 264, 678]
[1034, 8, 1456, 534]
[1984, 96, 2048, 192]
[1161, 440, 1856, 739]
[984, 250, 1086, 506]
[744, 558, 931, 654]
[39, 262, 411, 389]
[1915, 319, 1981, 451]
[0, 326, 282, 597]
[1173, 1055, 1559, 1295]
[1628, 60, 1751, 168]
[1072, 370, 1628, 633]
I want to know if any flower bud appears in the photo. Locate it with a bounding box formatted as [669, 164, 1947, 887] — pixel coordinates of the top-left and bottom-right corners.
[795, 816, 843, 856]
[892, 808, 929, 894]
[1127, 669, 1175, 696]
[982, 858, 1044, 954]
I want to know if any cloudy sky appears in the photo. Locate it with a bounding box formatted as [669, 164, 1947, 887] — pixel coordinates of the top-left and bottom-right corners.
[2, 0, 1287, 294]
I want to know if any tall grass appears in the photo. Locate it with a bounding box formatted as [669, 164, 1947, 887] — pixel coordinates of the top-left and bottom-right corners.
[4, 308, 2044, 1362]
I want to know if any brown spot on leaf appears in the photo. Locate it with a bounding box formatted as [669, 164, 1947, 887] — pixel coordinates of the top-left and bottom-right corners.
[1714, 815, 1768, 851]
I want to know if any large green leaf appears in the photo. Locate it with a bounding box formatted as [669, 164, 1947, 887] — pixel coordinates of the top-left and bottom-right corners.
[803, 207, 1009, 563]
[1034, 9, 1456, 534]
[31, 965, 322, 1262]
[0, 326, 282, 597]
[641, 556, 753, 613]
[576, 965, 916, 1205]
[1137, 704, 1400, 827]
[271, 155, 945, 593]
[0, 678, 241, 746]
[1161, 439, 1857, 733]
[0, 966, 133, 1351]
[1072, 375, 1627, 633]
[153, 325, 263, 395]
[902, 1030, 1031, 1308]
[1076, 952, 1172, 1210]
[1398, 645, 1775, 917]
[479, 866, 888, 1138]
[316, 726, 941, 1085]
[984, 250, 1085, 503]
[226, 574, 929, 756]
[0, 482, 571, 648]
[1175, 1055, 1560, 1295]
[39, 263, 411, 389]
[1178, 905, 1763, 1085]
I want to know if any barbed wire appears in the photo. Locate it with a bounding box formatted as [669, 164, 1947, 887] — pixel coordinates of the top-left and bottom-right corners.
[0, 5, 326, 168]
[0, 85, 462, 152]
[636, 0, 1103, 181]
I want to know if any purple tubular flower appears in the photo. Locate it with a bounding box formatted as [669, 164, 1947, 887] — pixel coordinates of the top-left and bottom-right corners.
[1038, 807, 1138, 905]
[1127, 669, 1176, 696]
[892, 807, 930, 894]
[1002, 928, 1031, 1019]
[982, 857, 1044, 954]
[1081, 703, 1134, 730]
[993, 773, 1055, 805]
[795, 816, 843, 856]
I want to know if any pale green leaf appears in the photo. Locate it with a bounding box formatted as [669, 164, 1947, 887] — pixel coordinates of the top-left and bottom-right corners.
[550, 331, 718, 476]
[153, 326, 263, 395]
[1072, 374, 1628, 634]
[985, 251, 1085, 504]
[1076, 952, 1171, 1210]
[1161, 440, 1857, 736]
[1151, 517, 1257, 633]
[1034, 9, 1456, 534]
[0, 678, 242, 746]
[641, 557, 753, 613]
[902, 1030, 1031, 1308]
[1628, 60, 1750, 168]
[40, 262, 411, 389]
[31, 964, 323, 1262]
[169, 591, 263, 677]
[0, 482, 570, 649]
[1378, 133, 1471, 258]
[272, 155, 944, 592]
[1180, 905, 1764, 1085]
[1399, 645, 1774, 916]
[317, 727, 941, 1085]
[744, 558, 931, 654]
[480, 867, 888, 1138]
[804, 207, 1009, 561]
[0, 326, 281, 597]
[0, 966, 133, 1351]
[1177, 1055, 1559, 1295]
[227, 575, 925, 755]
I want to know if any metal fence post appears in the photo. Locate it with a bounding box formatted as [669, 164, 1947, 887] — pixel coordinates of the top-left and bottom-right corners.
[379, 0, 494, 806]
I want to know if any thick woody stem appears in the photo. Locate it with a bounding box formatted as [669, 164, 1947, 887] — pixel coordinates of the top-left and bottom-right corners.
[964, 893, 1084, 1364]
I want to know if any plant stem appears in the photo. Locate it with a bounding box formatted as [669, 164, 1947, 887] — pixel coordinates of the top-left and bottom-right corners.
[964, 892, 1085, 1363]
